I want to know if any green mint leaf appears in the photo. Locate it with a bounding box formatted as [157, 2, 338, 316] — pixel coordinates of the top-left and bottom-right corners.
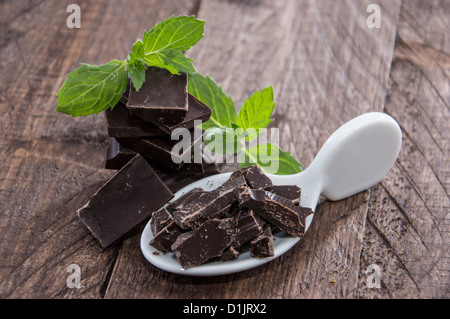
[141, 54, 178, 74]
[240, 143, 302, 175]
[188, 73, 237, 129]
[158, 50, 196, 74]
[143, 15, 205, 53]
[128, 40, 144, 63]
[237, 86, 276, 130]
[142, 15, 204, 74]
[142, 50, 196, 75]
[56, 60, 127, 117]
[127, 60, 146, 91]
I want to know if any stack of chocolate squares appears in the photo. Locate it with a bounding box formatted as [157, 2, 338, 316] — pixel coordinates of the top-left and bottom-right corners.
[149, 165, 314, 269]
[77, 67, 220, 248]
[104, 67, 219, 192]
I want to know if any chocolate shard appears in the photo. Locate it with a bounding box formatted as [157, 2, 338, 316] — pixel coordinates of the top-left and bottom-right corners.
[231, 165, 273, 188]
[106, 102, 167, 138]
[233, 207, 266, 247]
[264, 185, 302, 205]
[166, 188, 204, 212]
[152, 95, 212, 134]
[105, 137, 136, 170]
[237, 188, 312, 237]
[150, 221, 183, 253]
[144, 154, 204, 175]
[220, 246, 241, 262]
[127, 67, 188, 124]
[171, 218, 235, 269]
[250, 225, 274, 258]
[173, 176, 247, 230]
[77, 155, 173, 248]
[116, 128, 205, 170]
[150, 207, 173, 236]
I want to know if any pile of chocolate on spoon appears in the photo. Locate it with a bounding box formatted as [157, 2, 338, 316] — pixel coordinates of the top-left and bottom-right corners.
[149, 165, 313, 269]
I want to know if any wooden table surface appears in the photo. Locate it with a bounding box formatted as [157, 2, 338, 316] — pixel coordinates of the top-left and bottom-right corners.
[0, 0, 448, 299]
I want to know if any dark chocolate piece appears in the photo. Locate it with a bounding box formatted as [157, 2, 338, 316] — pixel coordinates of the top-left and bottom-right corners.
[243, 166, 273, 188]
[150, 221, 183, 253]
[233, 207, 265, 247]
[105, 137, 136, 170]
[250, 225, 274, 258]
[127, 67, 188, 124]
[173, 176, 247, 230]
[77, 155, 173, 248]
[150, 207, 172, 236]
[152, 95, 212, 134]
[144, 154, 204, 175]
[264, 185, 301, 205]
[106, 102, 166, 138]
[171, 218, 235, 269]
[116, 128, 204, 169]
[220, 246, 241, 261]
[166, 188, 204, 212]
[238, 188, 312, 237]
[231, 166, 273, 188]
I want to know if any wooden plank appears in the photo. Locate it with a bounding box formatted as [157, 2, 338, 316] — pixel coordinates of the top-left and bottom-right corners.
[356, 0, 450, 298]
[0, 0, 199, 298]
[104, 0, 402, 298]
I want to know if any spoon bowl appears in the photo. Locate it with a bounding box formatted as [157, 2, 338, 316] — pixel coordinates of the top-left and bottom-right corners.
[140, 112, 402, 276]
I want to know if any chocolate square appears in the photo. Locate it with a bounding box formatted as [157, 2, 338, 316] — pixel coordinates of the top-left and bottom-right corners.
[126, 67, 188, 124]
[106, 102, 166, 138]
[77, 155, 173, 248]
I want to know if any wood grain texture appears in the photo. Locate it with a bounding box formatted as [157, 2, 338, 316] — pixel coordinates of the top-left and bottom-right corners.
[1, 0, 448, 299]
[103, 0, 402, 298]
[356, 0, 450, 299]
[0, 0, 199, 298]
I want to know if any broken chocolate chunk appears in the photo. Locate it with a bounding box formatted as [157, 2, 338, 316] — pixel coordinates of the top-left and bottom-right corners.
[173, 176, 247, 230]
[250, 225, 274, 258]
[264, 185, 301, 205]
[77, 155, 173, 248]
[238, 188, 312, 237]
[152, 95, 212, 134]
[127, 67, 188, 124]
[150, 221, 183, 253]
[105, 137, 136, 170]
[116, 128, 204, 169]
[171, 218, 235, 269]
[231, 165, 273, 188]
[233, 207, 265, 247]
[106, 102, 166, 138]
[150, 207, 172, 236]
[220, 246, 241, 262]
[166, 188, 204, 212]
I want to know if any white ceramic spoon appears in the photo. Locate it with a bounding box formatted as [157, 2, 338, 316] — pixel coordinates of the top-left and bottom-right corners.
[140, 112, 402, 276]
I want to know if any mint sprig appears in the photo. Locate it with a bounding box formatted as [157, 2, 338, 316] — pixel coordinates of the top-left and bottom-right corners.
[56, 15, 204, 117]
[56, 60, 128, 116]
[188, 73, 302, 175]
[237, 86, 276, 130]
